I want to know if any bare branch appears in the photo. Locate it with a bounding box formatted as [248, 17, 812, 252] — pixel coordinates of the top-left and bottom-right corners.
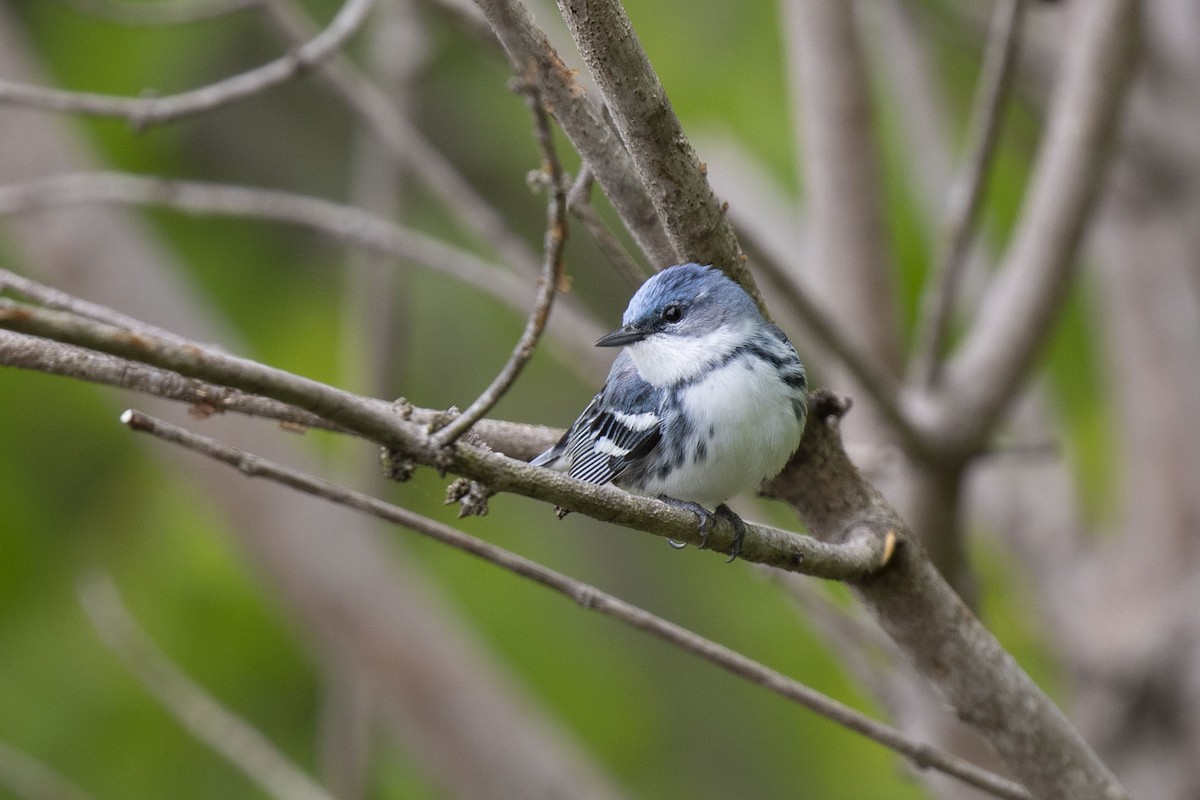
[0, 739, 94, 800]
[434, 79, 570, 445]
[0, 329, 346, 431]
[120, 408, 1032, 800]
[256, 0, 542, 278]
[912, 0, 1028, 388]
[753, 251, 928, 458]
[786, 0, 901, 375]
[762, 392, 1128, 800]
[0, 172, 608, 371]
[79, 574, 337, 800]
[930, 0, 1141, 455]
[684, 134, 927, 456]
[54, 0, 262, 25]
[471, 0, 678, 267]
[0, 328, 561, 455]
[553, 0, 763, 308]
[0, 173, 520, 304]
[0, 0, 378, 128]
[1, 266, 190, 344]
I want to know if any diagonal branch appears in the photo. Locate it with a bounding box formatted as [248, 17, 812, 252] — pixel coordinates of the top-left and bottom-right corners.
[762, 392, 1127, 800]
[121, 408, 1031, 800]
[0, 329, 346, 431]
[79, 574, 337, 800]
[472, 0, 678, 267]
[552, 0, 762, 309]
[566, 165, 649, 288]
[0, 739, 95, 800]
[0, 0, 378, 128]
[0, 329, 563, 455]
[928, 0, 1140, 455]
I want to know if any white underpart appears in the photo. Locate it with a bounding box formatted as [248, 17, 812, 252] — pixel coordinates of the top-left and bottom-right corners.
[624, 324, 749, 387]
[638, 352, 803, 508]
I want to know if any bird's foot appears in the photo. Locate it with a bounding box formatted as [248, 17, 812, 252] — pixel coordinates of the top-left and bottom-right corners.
[715, 503, 747, 563]
[657, 495, 716, 550]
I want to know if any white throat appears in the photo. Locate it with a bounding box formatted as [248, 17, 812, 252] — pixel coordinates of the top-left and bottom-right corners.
[625, 324, 748, 387]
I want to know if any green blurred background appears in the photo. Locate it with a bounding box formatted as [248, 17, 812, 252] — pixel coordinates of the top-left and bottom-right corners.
[0, 1, 1094, 797]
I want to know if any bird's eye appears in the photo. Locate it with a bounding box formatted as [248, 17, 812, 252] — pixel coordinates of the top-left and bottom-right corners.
[662, 304, 684, 323]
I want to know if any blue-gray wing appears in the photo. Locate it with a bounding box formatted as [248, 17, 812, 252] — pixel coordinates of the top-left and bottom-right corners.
[530, 352, 663, 487]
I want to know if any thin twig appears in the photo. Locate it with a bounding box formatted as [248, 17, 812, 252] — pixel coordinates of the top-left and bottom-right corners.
[78, 574, 337, 800]
[0, 0, 377, 128]
[912, 0, 1028, 388]
[775, 574, 901, 710]
[54, 0, 262, 25]
[434, 78, 570, 446]
[566, 165, 647, 289]
[120, 409, 1032, 800]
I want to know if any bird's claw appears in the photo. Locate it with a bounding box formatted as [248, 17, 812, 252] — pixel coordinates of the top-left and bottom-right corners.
[659, 497, 747, 562]
[657, 495, 715, 550]
[715, 503, 747, 563]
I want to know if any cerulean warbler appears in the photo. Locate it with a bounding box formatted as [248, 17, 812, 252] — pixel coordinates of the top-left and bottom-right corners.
[532, 263, 808, 559]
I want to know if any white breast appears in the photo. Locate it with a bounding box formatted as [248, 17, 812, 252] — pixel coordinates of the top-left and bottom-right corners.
[648, 355, 803, 508]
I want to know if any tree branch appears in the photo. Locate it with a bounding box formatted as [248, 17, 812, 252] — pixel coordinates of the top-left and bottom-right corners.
[0, 0, 377, 128]
[928, 0, 1140, 455]
[762, 392, 1128, 799]
[0, 330, 346, 431]
[78, 574, 337, 800]
[120, 408, 1032, 800]
[0, 739, 94, 800]
[472, 0, 678, 267]
[911, 0, 1027, 388]
[786, 0, 901, 377]
[256, 0, 543, 279]
[0, 173, 609, 373]
[0, 329, 562, 455]
[552, 0, 762, 308]
[566, 165, 648, 288]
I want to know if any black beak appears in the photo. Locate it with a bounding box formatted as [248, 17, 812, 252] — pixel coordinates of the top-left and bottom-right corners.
[595, 325, 647, 347]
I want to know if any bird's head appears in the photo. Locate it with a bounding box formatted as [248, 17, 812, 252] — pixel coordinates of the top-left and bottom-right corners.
[595, 263, 763, 386]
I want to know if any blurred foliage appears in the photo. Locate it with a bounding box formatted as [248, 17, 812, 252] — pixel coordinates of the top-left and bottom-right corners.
[0, 0, 1112, 798]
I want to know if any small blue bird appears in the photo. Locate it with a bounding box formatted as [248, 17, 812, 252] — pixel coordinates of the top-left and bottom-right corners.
[532, 263, 807, 559]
